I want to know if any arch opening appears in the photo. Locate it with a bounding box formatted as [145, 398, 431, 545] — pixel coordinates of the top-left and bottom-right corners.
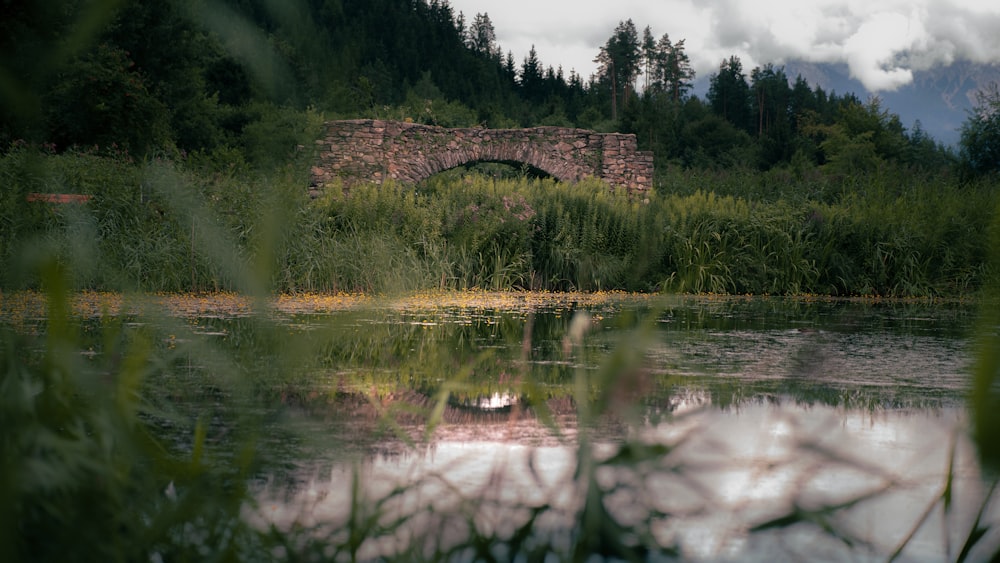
[420, 160, 557, 185]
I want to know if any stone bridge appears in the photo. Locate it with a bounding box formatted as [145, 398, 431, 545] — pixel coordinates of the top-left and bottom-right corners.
[310, 119, 653, 195]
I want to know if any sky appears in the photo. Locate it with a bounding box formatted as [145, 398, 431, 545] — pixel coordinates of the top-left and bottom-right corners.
[448, 0, 1000, 92]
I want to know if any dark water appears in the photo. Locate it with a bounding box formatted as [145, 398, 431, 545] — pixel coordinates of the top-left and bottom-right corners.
[27, 293, 988, 560]
[193, 295, 993, 562]
[2, 293, 1000, 561]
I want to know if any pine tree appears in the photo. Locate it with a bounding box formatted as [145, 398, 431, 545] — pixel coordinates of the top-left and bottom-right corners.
[641, 26, 656, 93]
[707, 55, 752, 132]
[594, 19, 641, 121]
[520, 45, 544, 102]
[959, 83, 1000, 176]
[660, 36, 694, 103]
[467, 12, 499, 59]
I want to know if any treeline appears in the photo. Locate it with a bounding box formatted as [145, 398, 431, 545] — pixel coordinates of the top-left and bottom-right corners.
[4, 0, 995, 178]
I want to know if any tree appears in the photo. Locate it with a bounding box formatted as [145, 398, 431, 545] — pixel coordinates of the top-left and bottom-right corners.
[467, 12, 498, 59]
[959, 83, 1000, 177]
[749, 64, 792, 166]
[594, 19, 641, 121]
[520, 45, 544, 102]
[707, 56, 752, 133]
[788, 75, 817, 133]
[503, 50, 517, 80]
[593, 46, 616, 120]
[641, 26, 656, 93]
[902, 120, 954, 171]
[837, 96, 907, 162]
[815, 125, 883, 176]
[44, 43, 171, 154]
[750, 64, 789, 137]
[681, 113, 754, 168]
[658, 35, 694, 103]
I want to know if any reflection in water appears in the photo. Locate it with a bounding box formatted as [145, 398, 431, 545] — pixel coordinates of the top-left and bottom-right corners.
[162, 295, 996, 559]
[457, 392, 519, 411]
[251, 401, 997, 561]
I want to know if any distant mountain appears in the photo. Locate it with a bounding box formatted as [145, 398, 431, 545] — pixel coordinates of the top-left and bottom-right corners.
[781, 61, 1000, 147]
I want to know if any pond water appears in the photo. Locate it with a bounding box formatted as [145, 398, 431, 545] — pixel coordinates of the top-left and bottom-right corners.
[10, 292, 997, 560]
[206, 293, 991, 561]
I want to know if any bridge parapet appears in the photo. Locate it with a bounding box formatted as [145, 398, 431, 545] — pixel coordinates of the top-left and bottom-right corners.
[311, 119, 653, 195]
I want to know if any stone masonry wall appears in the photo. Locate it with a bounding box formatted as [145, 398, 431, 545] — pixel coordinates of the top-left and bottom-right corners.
[310, 119, 653, 196]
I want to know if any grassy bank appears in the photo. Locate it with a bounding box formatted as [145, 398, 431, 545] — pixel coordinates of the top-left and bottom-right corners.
[1, 146, 997, 297]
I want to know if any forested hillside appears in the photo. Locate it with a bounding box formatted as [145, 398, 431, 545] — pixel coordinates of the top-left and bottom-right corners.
[5, 0, 996, 178]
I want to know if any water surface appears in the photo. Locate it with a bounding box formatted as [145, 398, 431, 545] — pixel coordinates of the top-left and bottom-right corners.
[230, 294, 994, 561]
[9, 291, 994, 559]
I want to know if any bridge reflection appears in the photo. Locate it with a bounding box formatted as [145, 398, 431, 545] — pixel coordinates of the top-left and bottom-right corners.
[250, 401, 993, 561]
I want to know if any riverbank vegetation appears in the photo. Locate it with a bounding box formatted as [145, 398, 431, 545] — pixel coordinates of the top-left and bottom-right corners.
[2, 144, 996, 297]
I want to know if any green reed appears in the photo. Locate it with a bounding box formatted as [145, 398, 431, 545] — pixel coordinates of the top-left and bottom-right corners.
[2, 145, 998, 297]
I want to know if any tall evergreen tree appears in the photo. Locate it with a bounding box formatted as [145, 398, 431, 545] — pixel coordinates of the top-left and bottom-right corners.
[659, 36, 694, 102]
[520, 45, 544, 102]
[503, 51, 516, 78]
[641, 26, 656, 93]
[707, 55, 752, 133]
[594, 19, 641, 121]
[467, 12, 499, 59]
[750, 65, 790, 136]
[750, 64, 792, 166]
[789, 75, 817, 133]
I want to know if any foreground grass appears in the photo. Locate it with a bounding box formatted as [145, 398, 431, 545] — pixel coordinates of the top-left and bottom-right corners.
[3, 270, 1000, 561]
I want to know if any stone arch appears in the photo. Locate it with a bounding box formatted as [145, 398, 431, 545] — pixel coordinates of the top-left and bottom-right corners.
[310, 119, 653, 196]
[414, 144, 583, 185]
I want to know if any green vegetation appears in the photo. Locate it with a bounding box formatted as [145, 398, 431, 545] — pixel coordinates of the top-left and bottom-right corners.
[0, 0, 988, 176]
[2, 1, 997, 299]
[2, 148, 996, 297]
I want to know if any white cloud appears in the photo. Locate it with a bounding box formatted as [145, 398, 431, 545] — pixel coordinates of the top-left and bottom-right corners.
[841, 11, 922, 91]
[448, 0, 1000, 91]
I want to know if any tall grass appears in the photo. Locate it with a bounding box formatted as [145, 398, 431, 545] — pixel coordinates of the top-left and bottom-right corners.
[2, 145, 997, 296]
[0, 262, 269, 562]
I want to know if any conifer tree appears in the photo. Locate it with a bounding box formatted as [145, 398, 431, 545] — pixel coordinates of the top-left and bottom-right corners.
[960, 83, 1000, 176]
[708, 55, 752, 132]
[595, 19, 641, 121]
[659, 35, 694, 102]
[520, 45, 544, 102]
[641, 26, 656, 93]
[467, 12, 499, 59]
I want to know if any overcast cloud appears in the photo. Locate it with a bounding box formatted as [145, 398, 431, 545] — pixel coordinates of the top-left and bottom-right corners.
[448, 0, 1000, 92]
